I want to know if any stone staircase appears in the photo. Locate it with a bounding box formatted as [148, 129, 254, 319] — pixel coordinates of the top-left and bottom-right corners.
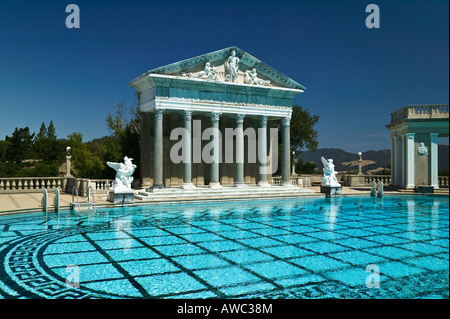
[134, 185, 315, 203]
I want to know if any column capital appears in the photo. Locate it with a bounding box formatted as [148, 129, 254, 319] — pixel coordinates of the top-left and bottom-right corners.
[210, 112, 221, 123]
[404, 132, 415, 139]
[154, 108, 164, 120]
[282, 116, 291, 126]
[259, 115, 268, 126]
[183, 110, 193, 121]
[236, 113, 245, 124]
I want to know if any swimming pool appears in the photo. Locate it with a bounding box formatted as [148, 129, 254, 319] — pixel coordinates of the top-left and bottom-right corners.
[0, 195, 448, 299]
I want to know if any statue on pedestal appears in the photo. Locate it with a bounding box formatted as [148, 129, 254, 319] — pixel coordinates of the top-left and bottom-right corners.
[107, 156, 136, 204]
[321, 157, 341, 187]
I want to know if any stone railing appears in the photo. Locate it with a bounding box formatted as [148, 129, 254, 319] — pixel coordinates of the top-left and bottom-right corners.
[391, 104, 449, 123]
[363, 175, 391, 185]
[0, 177, 114, 196]
[438, 176, 449, 187]
[271, 176, 308, 188]
[0, 177, 65, 194]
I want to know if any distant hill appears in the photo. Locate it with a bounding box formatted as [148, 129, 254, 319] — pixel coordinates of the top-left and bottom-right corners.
[298, 145, 449, 174]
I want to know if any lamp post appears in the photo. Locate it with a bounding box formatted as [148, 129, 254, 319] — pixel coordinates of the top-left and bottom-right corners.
[65, 146, 73, 178]
[357, 152, 363, 175]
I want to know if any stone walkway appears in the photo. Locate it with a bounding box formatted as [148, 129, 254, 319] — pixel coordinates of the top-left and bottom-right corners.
[0, 186, 444, 215]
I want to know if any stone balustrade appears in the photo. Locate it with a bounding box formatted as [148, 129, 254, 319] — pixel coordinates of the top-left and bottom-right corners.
[391, 104, 449, 123]
[271, 176, 307, 188]
[438, 176, 449, 187]
[0, 177, 114, 196]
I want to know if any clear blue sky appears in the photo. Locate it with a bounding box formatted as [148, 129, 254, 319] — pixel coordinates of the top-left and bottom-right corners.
[0, 0, 448, 153]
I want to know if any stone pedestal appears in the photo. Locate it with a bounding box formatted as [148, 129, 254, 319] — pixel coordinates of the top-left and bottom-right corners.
[109, 191, 135, 204]
[320, 185, 342, 197]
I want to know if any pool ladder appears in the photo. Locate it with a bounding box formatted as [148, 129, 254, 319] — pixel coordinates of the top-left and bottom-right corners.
[70, 186, 96, 213]
[41, 188, 61, 213]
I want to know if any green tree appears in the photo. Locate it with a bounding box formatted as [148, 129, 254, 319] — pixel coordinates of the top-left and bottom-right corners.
[67, 132, 105, 178]
[5, 127, 35, 164]
[47, 121, 57, 140]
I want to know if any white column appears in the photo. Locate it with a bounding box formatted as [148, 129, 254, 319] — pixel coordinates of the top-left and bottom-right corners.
[401, 134, 406, 188]
[394, 135, 402, 186]
[234, 114, 246, 187]
[257, 115, 270, 187]
[281, 116, 291, 186]
[405, 133, 415, 189]
[430, 133, 439, 189]
[209, 112, 222, 188]
[390, 136, 395, 185]
[181, 110, 195, 189]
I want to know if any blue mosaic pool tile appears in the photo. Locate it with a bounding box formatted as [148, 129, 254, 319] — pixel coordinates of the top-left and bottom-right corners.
[179, 232, 224, 243]
[173, 253, 231, 270]
[216, 230, 258, 240]
[328, 250, 387, 266]
[335, 228, 376, 237]
[245, 260, 307, 279]
[154, 243, 206, 256]
[275, 274, 325, 288]
[141, 236, 187, 246]
[250, 227, 293, 236]
[197, 240, 246, 252]
[119, 259, 180, 276]
[338, 238, 382, 249]
[95, 238, 144, 250]
[306, 231, 349, 241]
[44, 251, 108, 268]
[44, 242, 96, 254]
[260, 245, 313, 259]
[237, 237, 284, 248]
[282, 225, 320, 233]
[363, 246, 419, 260]
[395, 242, 447, 255]
[83, 279, 143, 297]
[194, 266, 260, 287]
[290, 255, 349, 272]
[273, 234, 318, 244]
[325, 267, 374, 287]
[220, 282, 277, 297]
[219, 249, 274, 264]
[105, 247, 160, 261]
[365, 234, 409, 245]
[131, 228, 172, 238]
[377, 261, 427, 278]
[51, 263, 124, 282]
[136, 272, 207, 296]
[86, 231, 132, 241]
[164, 226, 206, 235]
[426, 239, 449, 248]
[366, 226, 401, 235]
[300, 241, 348, 254]
[403, 256, 449, 272]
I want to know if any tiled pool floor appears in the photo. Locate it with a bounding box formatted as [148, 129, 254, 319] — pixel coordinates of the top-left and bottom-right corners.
[0, 195, 448, 299]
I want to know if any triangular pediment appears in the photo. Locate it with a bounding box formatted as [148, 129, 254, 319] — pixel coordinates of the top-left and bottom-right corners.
[140, 46, 305, 91]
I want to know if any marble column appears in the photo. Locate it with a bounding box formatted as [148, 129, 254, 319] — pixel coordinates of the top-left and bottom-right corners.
[181, 110, 195, 189]
[401, 134, 406, 188]
[153, 109, 165, 189]
[234, 114, 246, 187]
[405, 133, 415, 189]
[430, 133, 439, 188]
[390, 136, 395, 185]
[257, 115, 270, 187]
[281, 116, 291, 186]
[394, 135, 402, 186]
[209, 112, 222, 188]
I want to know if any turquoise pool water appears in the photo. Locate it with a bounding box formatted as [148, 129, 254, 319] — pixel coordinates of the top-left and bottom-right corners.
[0, 195, 448, 299]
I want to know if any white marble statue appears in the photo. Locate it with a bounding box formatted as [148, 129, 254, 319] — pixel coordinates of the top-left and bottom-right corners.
[187, 62, 219, 80]
[107, 156, 137, 192]
[321, 156, 341, 187]
[244, 68, 271, 86]
[225, 50, 240, 82]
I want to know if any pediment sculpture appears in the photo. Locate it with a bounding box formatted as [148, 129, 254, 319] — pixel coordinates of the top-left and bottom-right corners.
[244, 68, 271, 86]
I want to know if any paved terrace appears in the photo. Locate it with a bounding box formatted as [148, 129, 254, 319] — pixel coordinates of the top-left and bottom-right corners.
[1, 186, 446, 216]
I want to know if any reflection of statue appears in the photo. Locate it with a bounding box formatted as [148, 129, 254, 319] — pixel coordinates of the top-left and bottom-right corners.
[321, 157, 341, 187]
[225, 50, 239, 82]
[107, 156, 137, 192]
[187, 62, 219, 80]
[244, 68, 271, 86]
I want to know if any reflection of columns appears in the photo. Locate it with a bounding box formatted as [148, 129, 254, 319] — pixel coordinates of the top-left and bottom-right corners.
[430, 133, 439, 188]
[153, 109, 165, 188]
[181, 110, 195, 189]
[405, 133, 415, 189]
[209, 112, 222, 188]
[234, 114, 246, 187]
[282, 116, 291, 186]
[257, 115, 270, 187]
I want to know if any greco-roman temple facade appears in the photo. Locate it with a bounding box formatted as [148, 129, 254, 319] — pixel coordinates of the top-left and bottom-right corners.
[386, 104, 449, 189]
[129, 47, 305, 189]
